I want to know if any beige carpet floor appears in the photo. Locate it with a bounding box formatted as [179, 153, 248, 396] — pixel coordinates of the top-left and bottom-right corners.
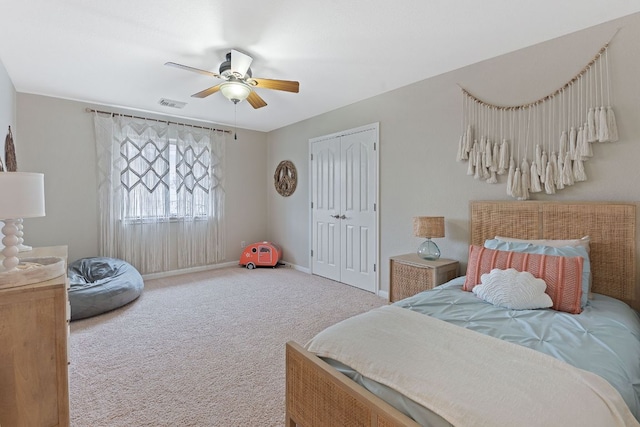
[69, 266, 386, 426]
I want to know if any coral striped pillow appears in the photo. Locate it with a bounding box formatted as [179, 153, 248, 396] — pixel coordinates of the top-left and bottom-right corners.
[463, 245, 584, 314]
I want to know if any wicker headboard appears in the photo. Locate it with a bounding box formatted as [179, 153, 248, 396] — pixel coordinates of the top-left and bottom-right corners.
[470, 201, 637, 308]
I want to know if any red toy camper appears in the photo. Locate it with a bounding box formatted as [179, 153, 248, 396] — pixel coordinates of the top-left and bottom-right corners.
[239, 241, 283, 269]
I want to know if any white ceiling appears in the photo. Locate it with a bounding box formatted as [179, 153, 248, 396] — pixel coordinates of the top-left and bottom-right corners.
[1, 1, 639, 132]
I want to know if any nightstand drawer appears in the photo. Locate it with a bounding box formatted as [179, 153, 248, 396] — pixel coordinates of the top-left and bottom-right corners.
[389, 254, 458, 302]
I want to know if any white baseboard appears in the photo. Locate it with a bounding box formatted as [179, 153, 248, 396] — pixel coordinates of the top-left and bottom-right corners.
[279, 262, 386, 297]
[153, 260, 382, 294]
[142, 259, 312, 280]
[279, 260, 311, 274]
[142, 260, 239, 280]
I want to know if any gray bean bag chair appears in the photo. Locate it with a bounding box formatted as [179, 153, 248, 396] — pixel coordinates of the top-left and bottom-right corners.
[68, 257, 144, 320]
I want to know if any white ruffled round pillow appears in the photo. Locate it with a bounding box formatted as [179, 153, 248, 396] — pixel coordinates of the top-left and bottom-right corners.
[472, 268, 553, 310]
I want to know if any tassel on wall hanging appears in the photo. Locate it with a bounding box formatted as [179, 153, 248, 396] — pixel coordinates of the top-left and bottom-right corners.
[456, 37, 619, 200]
[5, 126, 17, 172]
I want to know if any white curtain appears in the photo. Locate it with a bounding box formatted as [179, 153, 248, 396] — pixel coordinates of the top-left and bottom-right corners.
[94, 114, 226, 274]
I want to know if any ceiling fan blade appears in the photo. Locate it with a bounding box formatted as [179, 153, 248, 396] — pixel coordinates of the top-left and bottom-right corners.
[165, 62, 221, 78]
[230, 49, 253, 77]
[191, 84, 222, 98]
[251, 78, 299, 93]
[247, 91, 267, 109]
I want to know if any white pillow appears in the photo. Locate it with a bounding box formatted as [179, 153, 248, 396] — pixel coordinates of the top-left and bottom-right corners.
[472, 268, 553, 310]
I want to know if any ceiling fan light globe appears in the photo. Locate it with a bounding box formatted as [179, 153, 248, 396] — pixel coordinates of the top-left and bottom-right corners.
[219, 81, 252, 103]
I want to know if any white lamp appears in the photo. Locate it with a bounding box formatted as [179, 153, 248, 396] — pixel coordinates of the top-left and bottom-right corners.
[219, 80, 252, 104]
[0, 172, 46, 271]
[413, 216, 445, 260]
[16, 218, 32, 251]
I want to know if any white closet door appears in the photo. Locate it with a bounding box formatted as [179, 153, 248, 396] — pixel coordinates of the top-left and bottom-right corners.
[339, 129, 376, 292]
[311, 137, 341, 282]
[310, 124, 378, 293]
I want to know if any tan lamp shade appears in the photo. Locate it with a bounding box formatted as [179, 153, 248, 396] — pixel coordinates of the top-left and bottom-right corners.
[413, 216, 445, 239]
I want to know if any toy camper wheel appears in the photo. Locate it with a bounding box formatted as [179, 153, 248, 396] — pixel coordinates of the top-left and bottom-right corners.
[246, 262, 256, 270]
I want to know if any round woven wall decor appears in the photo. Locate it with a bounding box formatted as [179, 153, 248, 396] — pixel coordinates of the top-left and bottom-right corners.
[274, 160, 297, 197]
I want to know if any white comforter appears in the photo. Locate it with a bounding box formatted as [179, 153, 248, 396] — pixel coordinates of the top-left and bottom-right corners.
[306, 305, 639, 427]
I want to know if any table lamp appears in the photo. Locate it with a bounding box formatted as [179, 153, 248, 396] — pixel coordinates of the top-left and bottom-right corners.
[0, 172, 46, 271]
[413, 216, 445, 260]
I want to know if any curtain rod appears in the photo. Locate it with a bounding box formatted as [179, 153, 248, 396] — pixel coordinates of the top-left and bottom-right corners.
[85, 108, 231, 134]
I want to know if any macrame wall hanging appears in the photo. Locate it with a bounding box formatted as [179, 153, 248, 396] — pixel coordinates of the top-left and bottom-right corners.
[4, 126, 17, 172]
[456, 38, 618, 200]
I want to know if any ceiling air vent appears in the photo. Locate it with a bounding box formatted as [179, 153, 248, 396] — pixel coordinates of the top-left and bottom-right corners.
[158, 98, 187, 109]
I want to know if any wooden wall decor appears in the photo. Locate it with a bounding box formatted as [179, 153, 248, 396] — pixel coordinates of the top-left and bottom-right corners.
[274, 160, 297, 197]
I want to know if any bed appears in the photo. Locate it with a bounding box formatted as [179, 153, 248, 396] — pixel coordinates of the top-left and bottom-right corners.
[285, 200, 640, 426]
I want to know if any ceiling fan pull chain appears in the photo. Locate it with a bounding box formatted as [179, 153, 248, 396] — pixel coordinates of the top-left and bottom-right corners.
[234, 104, 238, 140]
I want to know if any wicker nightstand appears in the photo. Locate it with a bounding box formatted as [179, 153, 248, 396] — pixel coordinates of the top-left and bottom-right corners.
[389, 254, 459, 302]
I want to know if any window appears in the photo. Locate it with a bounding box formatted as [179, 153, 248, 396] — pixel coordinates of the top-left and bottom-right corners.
[120, 138, 212, 221]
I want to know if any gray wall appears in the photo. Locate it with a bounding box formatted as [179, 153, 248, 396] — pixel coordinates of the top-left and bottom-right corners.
[0, 58, 15, 165]
[266, 13, 640, 295]
[15, 94, 269, 265]
[0, 58, 16, 242]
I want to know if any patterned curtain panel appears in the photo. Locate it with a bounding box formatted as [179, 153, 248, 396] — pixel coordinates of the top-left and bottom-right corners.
[174, 124, 226, 269]
[93, 113, 226, 274]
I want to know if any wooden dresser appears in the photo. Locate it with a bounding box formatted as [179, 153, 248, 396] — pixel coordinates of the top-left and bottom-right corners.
[0, 246, 70, 427]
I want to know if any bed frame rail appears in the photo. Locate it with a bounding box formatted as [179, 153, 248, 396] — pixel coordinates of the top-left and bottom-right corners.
[286, 341, 419, 427]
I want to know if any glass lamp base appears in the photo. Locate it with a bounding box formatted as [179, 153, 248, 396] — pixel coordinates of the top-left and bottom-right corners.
[417, 238, 440, 260]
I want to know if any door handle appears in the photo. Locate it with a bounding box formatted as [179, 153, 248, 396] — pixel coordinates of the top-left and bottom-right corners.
[339, 215, 346, 220]
[331, 214, 347, 219]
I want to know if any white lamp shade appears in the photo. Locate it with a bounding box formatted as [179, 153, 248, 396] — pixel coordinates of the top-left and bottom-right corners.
[0, 172, 46, 219]
[219, 81, 252, 102]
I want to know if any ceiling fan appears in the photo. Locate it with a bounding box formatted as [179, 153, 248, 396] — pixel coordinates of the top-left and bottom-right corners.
[165, 49, 299, 109]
